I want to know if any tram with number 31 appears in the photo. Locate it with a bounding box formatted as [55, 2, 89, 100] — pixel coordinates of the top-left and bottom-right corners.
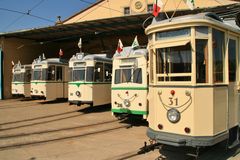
[145, 12, 240, 148]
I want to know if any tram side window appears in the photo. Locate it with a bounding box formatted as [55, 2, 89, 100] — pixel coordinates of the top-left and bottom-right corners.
[56, 66, 62, 81]
[228, 39, 236, 82]
[47, 65, 55, 81]
[133, 68, 142, 84]
[196, 39, 208, 83]
[104, 63, 112, 82]
[95, 62, 104, 82]
[115, 69, 121, 84]
[69, 68, 73, 81]
[212, 29, 225, 83]
[86, 67, 94, 82]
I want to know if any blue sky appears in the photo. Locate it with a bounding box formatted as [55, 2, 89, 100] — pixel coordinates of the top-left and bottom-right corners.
[0, 0, 97, 33]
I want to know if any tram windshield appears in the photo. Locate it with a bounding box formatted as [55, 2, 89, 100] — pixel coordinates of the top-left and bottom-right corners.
[32, 66, 56, 81]
[32, 69, 42, 80]
[12, 73, 24, 82]
[69, 67, 94, 82]
[114, 68, 142, 84]
[156, 43, 192, 81]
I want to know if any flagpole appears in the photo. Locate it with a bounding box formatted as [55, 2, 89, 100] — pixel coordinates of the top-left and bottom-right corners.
[162, 0, 170, 20]
[170, 0, 183, 21]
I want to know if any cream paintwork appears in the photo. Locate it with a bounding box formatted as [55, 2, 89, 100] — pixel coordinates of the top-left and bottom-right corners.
[146, 14, 240, 143]
[11, 83, 30, 97]
[68, 59, 112, 106]
[31, 61, 68, 100]
[11, 65, 31, 97]
[111, 54, 148, 119]
[69, 83, 111, 106]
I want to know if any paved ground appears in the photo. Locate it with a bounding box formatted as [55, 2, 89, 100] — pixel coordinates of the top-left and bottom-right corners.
[0, 98, 239, 160]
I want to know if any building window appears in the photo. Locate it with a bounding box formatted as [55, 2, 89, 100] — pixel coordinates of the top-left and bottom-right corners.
[124, 7, 130, 15]
[147, 4, 153, 13]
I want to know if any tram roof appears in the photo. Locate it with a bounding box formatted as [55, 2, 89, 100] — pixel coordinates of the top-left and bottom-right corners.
[70, 53, 112, 62]
[113, 46, 148, 58]
[0, 3, 239, 42]
[148, 12, 240, 33]
[32, 58, 68, 65]
[83, 54, 112, 62]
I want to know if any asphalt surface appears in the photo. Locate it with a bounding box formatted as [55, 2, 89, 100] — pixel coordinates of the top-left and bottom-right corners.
[0, 98, 239, 160]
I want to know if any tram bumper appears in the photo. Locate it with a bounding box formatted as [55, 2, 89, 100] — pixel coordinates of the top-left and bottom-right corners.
[147, 128, 228, 147]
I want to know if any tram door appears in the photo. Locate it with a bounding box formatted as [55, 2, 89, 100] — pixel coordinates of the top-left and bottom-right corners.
[55, 66, 64, 98]
[227, 36, 239, 146]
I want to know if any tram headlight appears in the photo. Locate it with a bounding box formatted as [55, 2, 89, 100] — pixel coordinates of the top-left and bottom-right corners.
[167, 108, 180, 123]
[123, 99, 130, 107]
[75, 91, 81, 97]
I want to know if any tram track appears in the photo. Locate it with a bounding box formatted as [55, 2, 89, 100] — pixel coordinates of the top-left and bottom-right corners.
[0, 120, 130, 151]
[0, 102, 43, 110]
[0, 119, 119, 139]
[0, 99, 67, 109]
[0, 112, 85, 131]
[0, 109, 79, 126]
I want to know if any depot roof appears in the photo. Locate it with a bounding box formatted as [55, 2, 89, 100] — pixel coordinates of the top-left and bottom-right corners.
[0, 3, 239, 42]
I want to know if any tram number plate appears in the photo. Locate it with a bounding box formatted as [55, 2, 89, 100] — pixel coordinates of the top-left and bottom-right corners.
[169, 97, 178, 106]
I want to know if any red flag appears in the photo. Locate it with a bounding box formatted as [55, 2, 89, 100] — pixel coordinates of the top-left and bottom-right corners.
[117, 39, 123, 53]
[153, 0, 163, 17]
[59, 48, 63, 57]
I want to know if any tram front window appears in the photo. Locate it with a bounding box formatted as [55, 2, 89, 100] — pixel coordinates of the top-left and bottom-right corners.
[13, 73, 24, 82]
[115, 68, 142, 84]
[156, 43, 191, 81]
[72, 69, 85, 81]
[32, 70, 42, 80]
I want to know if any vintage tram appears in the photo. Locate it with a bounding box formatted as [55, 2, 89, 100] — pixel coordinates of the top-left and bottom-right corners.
[111, 46, 148, 119]
[145, 13, 240, 148]
[12, 61, 31, 97]
[68, 53, 112, 107]
[31, 55, 69, 100]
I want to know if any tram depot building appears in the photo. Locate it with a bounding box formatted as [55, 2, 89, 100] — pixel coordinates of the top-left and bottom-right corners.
[0, 0, 239, 99]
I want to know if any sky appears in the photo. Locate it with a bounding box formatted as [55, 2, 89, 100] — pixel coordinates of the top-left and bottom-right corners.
[0, 0, 97, 33]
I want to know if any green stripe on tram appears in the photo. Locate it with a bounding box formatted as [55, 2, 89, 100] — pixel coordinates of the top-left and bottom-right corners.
[68, 82, 111, 87]
[12, 82, 30, 85]
[31, 81, 68, 84]
[111, 87, 148, 90]
[112, 108, 148, 115]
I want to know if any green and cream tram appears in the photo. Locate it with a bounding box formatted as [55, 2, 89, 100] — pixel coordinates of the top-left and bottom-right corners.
[146, 13, 240, 148]
[31, 56, 69, 100]
[111, 47, 148, 119]
[12, 62, 31, 97]
[68, 53, 112, 107]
